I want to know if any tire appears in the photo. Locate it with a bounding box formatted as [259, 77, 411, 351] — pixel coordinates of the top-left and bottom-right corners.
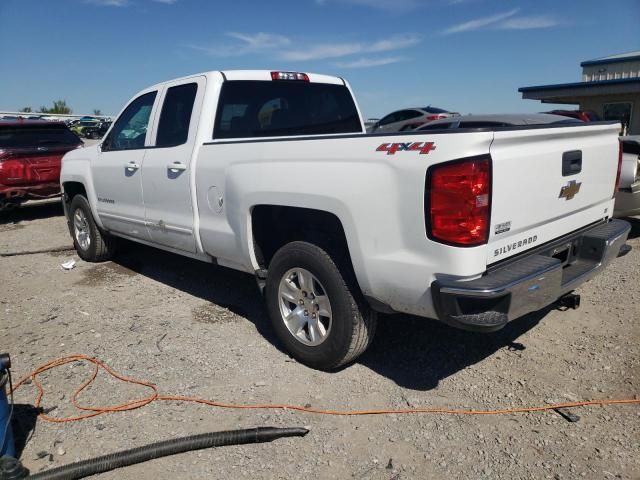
[68, 195, 116, 262]
[265, 241, 377, 370]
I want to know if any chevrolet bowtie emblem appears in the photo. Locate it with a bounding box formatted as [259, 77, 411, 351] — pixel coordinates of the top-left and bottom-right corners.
[559, 180, 582, 200]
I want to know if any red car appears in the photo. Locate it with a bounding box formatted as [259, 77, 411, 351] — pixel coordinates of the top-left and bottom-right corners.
[0, 121, 83, 211]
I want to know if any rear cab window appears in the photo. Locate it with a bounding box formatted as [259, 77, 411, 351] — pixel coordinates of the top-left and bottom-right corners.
[156, 83, 198, 147]
[213, 80, 361, 139]
[0, 123, 82, 148]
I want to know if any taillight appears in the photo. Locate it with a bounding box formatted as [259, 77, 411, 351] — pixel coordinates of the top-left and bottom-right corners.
[614, 140, 623, 197]
[426, 114, 447, 121]
[426, 155, 491, 246]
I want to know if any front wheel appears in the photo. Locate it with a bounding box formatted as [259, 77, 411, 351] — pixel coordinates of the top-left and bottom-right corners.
[265, 241, 376, 370]
[69, 195, 117, 262]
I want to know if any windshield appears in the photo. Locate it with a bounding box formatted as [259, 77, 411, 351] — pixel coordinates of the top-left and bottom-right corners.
[0, 124, 82, 148]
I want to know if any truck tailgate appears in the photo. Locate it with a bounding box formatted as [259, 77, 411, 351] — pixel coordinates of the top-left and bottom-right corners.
[487, 123, 619, 264]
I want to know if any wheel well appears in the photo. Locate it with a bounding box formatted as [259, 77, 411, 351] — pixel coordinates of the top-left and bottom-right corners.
[251, 205, 354, 270]
[62, 182, 87, 204]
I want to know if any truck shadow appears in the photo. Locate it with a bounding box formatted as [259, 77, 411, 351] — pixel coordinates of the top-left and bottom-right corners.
[0, 200, 63, 225]
[358, 310, 546, 391]
[113, 241, 545, 391]
[113, 241, 278, 344]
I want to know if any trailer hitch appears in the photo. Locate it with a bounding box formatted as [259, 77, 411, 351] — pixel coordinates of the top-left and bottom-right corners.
[556, 292, 581, 310]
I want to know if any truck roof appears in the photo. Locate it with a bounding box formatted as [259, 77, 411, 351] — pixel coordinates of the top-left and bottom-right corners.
[147, 70, 345, 90]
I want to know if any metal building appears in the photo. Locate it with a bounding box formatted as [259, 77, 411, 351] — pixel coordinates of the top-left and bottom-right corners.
[519, 51, 640, 134]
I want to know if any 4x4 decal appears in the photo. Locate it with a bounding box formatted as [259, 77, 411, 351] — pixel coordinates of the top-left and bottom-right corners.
[376, 142, 436, 155]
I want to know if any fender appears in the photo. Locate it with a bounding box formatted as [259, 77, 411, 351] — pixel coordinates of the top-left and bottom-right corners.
[61, 146, 105, 230]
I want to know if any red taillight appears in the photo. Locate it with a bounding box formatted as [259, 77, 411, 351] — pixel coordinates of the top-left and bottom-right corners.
[614, 139, 623, 197]
[426, 156, 491, 246]
[270, 71, 309, 81]
[426, 114, 447, 121]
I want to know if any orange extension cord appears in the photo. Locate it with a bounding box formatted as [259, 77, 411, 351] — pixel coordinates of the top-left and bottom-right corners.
[10, 354, 640, 423]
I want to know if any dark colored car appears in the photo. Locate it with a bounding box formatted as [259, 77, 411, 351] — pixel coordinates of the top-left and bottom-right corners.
[83, 121, 112, 139]
[0, 121, 83, 211]
[543, 110, 601, 122]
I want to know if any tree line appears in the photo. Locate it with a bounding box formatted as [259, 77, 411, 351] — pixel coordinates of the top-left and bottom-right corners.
[20, 100, 102, 116]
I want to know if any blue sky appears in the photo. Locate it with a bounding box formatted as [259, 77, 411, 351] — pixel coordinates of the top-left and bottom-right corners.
[1, 0, 638, 118]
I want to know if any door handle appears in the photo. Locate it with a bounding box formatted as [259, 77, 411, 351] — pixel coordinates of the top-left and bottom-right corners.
[125, 161, 140, 171]
[167, 162, 187, 172]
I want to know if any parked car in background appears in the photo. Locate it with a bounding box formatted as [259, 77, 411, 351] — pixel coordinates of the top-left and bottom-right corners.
[70, 119, 101, 137]
[614, 136, 640, 217]
[83, 121, 112, 139]
[543, 110, 601, 122]
[363, 118, 379, 129]
[413, 113, 582, 131]
[367, 106, 458, 133]
[0, 121, 83, 211]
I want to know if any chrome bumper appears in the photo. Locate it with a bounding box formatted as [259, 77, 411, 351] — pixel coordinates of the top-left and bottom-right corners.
[432, 219, 631, 331]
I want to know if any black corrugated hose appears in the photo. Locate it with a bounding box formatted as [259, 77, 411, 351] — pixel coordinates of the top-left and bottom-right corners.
[20, 427, 308, 480]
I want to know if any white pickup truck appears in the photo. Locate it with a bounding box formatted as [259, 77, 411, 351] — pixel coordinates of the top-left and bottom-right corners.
[61, 70, 630, 370]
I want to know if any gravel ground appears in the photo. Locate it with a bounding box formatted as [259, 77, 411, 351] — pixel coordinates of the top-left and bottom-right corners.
[1, 202, 639, 479]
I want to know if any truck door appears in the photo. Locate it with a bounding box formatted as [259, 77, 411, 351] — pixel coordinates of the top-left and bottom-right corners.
[92, 90, 158, 240]
[141, 77, 205, 253]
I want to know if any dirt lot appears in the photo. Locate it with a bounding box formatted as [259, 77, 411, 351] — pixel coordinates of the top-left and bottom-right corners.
[1, 202, 639, 479]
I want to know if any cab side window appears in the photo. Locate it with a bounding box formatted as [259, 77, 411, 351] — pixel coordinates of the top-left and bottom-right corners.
[156, 83, 198, 147]
[103, 92, 156, 151]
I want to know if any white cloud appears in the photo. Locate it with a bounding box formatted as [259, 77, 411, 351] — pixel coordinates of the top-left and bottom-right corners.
[226, 32, 291, 49]
[86, 0, 179, 5]
[281, 43, 364, 61]
[280, 34, 421, 61]
[368, 34, 421, 52]
[334, 56, 405, 68]
[86, 0, 129, 6]
[191, 32, 292, 57]
[191, 32, 420, 63]
[442, 8, 519, 34]
[442, 9, 561, 34]
[497, 15, 560, 30]
[316, 0, 420, 11]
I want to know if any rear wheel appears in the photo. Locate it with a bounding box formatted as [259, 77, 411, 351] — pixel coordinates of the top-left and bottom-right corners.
[69, 195, 116, 262]
[265, 241, 376, 370]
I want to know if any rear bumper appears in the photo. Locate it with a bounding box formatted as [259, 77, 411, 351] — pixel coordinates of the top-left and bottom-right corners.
[614, 181, 640, 218]
[431, 219, 631, 331]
